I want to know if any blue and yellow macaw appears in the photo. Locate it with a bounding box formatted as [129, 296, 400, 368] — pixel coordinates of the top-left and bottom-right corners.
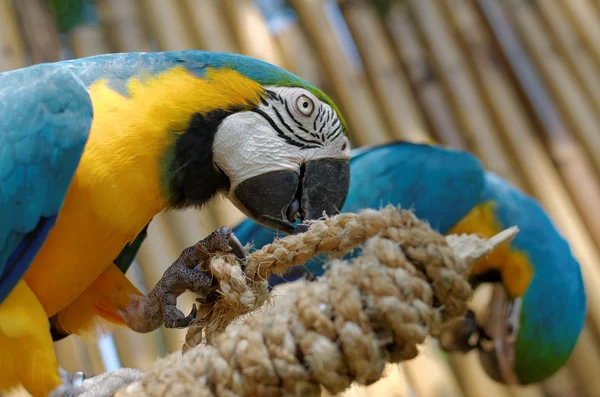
[0, 51, 351, 397]
[233, 141, 587, 386]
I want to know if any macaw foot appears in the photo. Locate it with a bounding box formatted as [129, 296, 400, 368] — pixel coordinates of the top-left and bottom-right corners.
[48, 368, 85, 397]
[439, 309, 491, 353]
[123, 227, 248, 333]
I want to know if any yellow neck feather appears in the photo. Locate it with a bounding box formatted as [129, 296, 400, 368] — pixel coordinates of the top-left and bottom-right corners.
[81, 66, 266, 233]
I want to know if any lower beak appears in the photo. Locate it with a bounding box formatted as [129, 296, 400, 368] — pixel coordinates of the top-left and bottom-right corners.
[232, 158, 350, 234]
[293, 158, 350, 234]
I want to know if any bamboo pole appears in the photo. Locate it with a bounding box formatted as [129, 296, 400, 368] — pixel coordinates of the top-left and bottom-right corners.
[536, 0, 600, 119]
[450, 353, 512, 397]
[68, 5, 110, 58]
[288, 0, 391, 147]
[222, 0, 287, 68]
[559, 0, 600, 73]
[182, 0, 239, 53]
[0, 0, 27, 71]
[565, 328, 600, 397]
[385, 2, 466, 150]
[541, 366, 584, 397]
[255, 2, 329, 91]
[271, 22, 326, 88]
[332, 365, 414, 397]
[402, 339, 466, 397]
[11, 0, 62, 63]
[95, 0, 153, 53]
[54, 336, 104, 377]
[137, 0, 197, 51]
[406, 0, 527, 191]
[501, 0, 600, 184]
[338, 0, 430, 143]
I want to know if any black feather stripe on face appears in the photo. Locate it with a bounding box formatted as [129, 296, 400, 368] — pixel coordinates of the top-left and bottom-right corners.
[254, 88, 346, 149]
[168, 109, 240, 208]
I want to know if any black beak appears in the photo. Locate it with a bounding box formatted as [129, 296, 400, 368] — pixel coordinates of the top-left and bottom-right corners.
[232, 158, 350, 234]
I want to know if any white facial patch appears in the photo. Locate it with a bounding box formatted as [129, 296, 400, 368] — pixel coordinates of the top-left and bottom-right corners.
[212, 86, 351, 193]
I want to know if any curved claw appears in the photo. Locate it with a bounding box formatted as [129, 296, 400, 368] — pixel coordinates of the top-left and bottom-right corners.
[228, 233, 247, 260]
[171, 304, 198, 329]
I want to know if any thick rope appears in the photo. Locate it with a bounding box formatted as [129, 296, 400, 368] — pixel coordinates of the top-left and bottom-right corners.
[115, 205, 517, 397]
[185, 205, 477, 348]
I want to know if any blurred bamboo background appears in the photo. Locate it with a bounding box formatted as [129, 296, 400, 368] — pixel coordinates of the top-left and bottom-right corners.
[2, 0, 600, 396]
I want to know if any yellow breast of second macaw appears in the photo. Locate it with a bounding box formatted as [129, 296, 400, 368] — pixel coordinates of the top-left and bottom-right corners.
[449, 201, 533, 298]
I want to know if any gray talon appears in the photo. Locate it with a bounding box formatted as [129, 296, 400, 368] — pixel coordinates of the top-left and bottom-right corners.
[173, 304, 198, 328]
[228, 233, 247, 260]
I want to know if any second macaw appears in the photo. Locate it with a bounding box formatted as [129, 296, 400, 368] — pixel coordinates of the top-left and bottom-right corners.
[232, 141, 587, 386]
[0, 51, 351, 397]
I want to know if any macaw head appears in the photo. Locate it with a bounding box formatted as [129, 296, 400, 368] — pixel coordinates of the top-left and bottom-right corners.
[154, 51, 351, 234]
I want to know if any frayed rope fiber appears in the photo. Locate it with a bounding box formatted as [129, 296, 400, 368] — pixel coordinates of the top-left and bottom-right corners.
[116, 205, 518, 397]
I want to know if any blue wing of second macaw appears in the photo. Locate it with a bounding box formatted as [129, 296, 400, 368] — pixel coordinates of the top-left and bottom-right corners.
[0, 63, 93, 303]
[233, 141, 486, 286]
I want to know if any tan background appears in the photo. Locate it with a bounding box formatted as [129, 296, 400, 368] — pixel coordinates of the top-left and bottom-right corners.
[2, 0, 600, 396]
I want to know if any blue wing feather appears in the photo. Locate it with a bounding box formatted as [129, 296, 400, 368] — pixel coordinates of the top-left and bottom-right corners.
[232, 142, 486, 286]
[0, 63, 93, 303]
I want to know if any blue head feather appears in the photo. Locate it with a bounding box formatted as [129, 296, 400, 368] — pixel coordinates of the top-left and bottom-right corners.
[58, 51, 347, 133]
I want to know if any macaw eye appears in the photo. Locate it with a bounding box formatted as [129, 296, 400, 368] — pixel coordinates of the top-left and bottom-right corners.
[295, 95, 314, 117]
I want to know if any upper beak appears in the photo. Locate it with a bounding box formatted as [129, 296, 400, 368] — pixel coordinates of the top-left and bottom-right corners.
[232, 158, 350, 234]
